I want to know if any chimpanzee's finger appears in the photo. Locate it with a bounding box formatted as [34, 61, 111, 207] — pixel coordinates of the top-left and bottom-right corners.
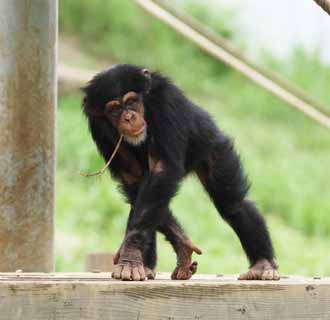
[171, 268, 178, 280]
[145, 268, 156, 280]
[138, 265, 146, 281]
[112, 264, 123, 279]
[192, 245, 202, 255]
[121, 264, 132, 280]
[132, 267, 141, 281]
[176, 266, 192, 280]
[190, 261, 198, 275]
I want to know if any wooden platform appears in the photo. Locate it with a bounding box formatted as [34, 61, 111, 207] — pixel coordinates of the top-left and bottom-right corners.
[0, 272, 330, 319]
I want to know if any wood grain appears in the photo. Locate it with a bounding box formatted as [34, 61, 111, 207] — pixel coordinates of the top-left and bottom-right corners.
[0, 273, 330, 320]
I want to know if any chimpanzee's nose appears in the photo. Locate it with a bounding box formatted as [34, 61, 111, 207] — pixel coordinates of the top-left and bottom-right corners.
[124, 111, 136, 123]
[124, 113, 131, 122]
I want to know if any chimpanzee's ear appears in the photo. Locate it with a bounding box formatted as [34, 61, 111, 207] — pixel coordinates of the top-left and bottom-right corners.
[142, 68, 151, 79]
[142, 68, 152, 94]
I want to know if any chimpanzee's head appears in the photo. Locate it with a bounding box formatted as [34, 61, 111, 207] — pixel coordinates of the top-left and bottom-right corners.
[83, 64, 152, 146]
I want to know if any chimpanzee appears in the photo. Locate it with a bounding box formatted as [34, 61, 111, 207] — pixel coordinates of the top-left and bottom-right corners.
[82, 64, 279, 281]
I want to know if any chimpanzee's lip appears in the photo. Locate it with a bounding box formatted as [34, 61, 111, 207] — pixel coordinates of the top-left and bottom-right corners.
[131, 122, 147, 136]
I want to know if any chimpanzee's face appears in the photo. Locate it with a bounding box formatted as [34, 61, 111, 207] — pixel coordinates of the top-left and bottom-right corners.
[105, 90, 147, 146]
[83, 64, 152, 146]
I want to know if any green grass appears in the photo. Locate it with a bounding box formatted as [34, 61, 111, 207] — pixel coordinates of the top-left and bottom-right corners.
[57, 0, 330, 274]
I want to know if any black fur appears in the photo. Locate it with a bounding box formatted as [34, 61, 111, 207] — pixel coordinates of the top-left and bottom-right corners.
[82, 64, 275, 269]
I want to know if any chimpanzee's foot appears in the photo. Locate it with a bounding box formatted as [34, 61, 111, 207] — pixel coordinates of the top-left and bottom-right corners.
[112, 248, 146, 281]
[171, 240, 202, 280]
[238, 258, 280, 280]
[171, 261, 198, 280]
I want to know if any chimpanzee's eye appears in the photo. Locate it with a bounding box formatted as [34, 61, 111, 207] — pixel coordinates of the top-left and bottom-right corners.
[125, 97, 138, 106]
[106, 100, 121, 112]
[123, 91, 140, 108]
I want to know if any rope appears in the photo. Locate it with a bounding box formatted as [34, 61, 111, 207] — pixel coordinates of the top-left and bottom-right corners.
[80, 134, 124, 177]
[134, 0, 330, 130]
[314, 0, 330, 15]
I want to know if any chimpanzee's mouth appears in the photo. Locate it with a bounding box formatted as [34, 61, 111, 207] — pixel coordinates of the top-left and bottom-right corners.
[131, 122, 147, 137]
[124, 125, 147, 146]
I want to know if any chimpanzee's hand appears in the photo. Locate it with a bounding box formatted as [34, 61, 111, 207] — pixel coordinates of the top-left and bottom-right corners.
[112, 247, 146, 281]
[113, 244, 156, 280]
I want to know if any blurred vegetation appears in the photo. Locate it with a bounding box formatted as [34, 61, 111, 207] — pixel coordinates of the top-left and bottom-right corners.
[57, 0, 330, 275]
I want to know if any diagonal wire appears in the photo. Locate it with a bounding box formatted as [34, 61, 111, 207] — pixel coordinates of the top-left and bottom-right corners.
[314, 0, 330, 15]
[134, 0, 330, 130]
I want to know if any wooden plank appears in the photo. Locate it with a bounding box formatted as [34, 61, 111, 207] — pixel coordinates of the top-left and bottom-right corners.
[0, 273, 330, 320]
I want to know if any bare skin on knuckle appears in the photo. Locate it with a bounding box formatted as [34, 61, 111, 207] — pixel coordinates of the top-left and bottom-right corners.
[111, 245, 148, 281]
[132, 267, 140, 281]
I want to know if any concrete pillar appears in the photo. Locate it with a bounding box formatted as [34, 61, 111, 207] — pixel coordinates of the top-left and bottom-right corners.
[0, 0, 57, 272]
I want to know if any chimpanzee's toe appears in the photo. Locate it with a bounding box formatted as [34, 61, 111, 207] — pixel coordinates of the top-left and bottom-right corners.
[145, 267, 156, 280]
[238, 259, 280, 281]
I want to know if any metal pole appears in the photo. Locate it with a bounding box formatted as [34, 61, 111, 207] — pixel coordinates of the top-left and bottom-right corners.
[0, 0, 57, 272]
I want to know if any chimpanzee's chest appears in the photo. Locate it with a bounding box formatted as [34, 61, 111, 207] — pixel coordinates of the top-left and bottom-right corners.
[118, 136, 160, 183]
[122, 139, 153, 173]
[133, 143, 149, 173]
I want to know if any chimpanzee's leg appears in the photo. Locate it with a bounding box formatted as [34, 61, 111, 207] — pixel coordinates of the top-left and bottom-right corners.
[158, 209, 202, 280]
[196, 137, 279, 280]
